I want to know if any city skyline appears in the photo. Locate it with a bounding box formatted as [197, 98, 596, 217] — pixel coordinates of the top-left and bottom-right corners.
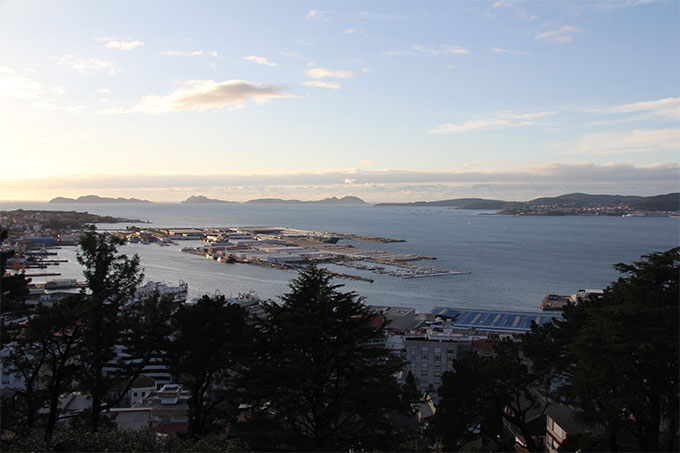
[1, 0, 678, 202]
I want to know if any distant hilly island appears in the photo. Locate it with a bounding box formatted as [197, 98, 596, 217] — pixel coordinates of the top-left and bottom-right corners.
[50, 195, 152, 204]
[181, 195, 237, 204]
[245, 196, 366, 205]
[182, 195, 366, 204]
[47, 193, 679, 212]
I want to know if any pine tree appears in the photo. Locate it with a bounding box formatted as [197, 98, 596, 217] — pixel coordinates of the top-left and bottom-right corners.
[240, 265, 408, 451]
[166, 294, 250, 437]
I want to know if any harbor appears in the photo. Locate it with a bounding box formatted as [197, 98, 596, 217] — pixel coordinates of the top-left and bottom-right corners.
[117, 226, 470, 282]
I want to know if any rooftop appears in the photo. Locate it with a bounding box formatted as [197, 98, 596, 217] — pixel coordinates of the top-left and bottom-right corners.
[431, 307, 562, 333]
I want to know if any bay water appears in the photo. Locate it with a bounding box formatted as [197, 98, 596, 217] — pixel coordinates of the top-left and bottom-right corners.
[3, 202, 678, 314]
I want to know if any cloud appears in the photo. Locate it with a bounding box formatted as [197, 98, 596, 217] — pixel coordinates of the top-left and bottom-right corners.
[492, 0, 508, 7]
[243, 55, 279, 66]
[0, 66, 43, 97]
[492, 47, 529, 55]
[97, 88, 111, 94]
[344, 28, 357, 34]
[383, 44, 469, 56]
[305, 9, 328, 21]
[516, 10, 538, 21]
[97, 37, 144, 50]
[7, 163, 677, 202]
[164, 50, 218, 57]
[305, 68, 354, 79]
[567, 129, 680, 155]
[441, 45, 469, 54]
[428, 111, 552, 134]
[536, 25, 584, 43]
[597, 0, 659, 10]
[54, 54, 119, 74]
[165, 50, 202, 57]
[301, 80, 341, 89]
[123, 79, 292, 114]
[602, 97, 680, 119]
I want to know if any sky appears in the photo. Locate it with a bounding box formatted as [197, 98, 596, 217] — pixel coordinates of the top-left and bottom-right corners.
[1, 0, 678, 202]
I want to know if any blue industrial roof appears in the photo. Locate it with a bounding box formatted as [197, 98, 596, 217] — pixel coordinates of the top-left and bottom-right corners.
[431, 307, 562, 333]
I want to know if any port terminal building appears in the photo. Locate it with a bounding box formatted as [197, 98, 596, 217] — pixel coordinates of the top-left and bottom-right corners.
[431, 307, 563, 334]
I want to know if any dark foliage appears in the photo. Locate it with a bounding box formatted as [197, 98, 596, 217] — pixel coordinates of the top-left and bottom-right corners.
[238, 265, 412, 451]
[166, 294, 251, 437]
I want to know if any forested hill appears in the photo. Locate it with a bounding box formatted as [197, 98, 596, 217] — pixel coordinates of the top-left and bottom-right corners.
[501, 192, 680, 215]
[375, 193, 680, 214]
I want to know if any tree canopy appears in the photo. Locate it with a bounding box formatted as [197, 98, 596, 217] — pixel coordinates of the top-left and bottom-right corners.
[438, 248, 679, 452]
[239, 265, 412, 451]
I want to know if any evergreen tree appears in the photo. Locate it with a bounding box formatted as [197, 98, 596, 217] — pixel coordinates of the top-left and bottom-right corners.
[0, 228, 31, 317]
[523, 247, 679, 451]
[0, 228, 37, 439]
[239, 265, 409, 451]
[437, 340, 547, 452]
[166, 294, 250, 437]
[74, 228, 152, 432]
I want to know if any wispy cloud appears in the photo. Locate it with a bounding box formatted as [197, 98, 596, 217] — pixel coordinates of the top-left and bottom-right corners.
[597, 0, 658, 10]
[164, 50, 218, 57]
[536, 25, 584, 43]
[118, 80, 292, 114]
[344, 28, 358, 34]
[428, 111, 552, 134]
[492, 47, 529, 55]
[516, 10, 538, 21]
[567, 129, 680, 155]
[305, 9, 328, 21]
[54, 54, 119, 74]
[0, 66, 43, 97]
[301, 80, 341, 89]
[243, 55, 279, 66]
[305, 68, 354, 79]
[97, 37, 144, 50]
[383, 44, 469, 56]
[602, 97, 680, 119]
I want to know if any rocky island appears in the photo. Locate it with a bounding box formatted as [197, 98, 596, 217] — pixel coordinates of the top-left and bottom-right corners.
[246, 196, 366, 205]
[181, 195, 237, 204]
[49, 195, 152, 204]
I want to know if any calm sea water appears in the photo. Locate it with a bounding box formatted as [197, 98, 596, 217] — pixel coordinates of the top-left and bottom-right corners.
[3, 202, 679, 313]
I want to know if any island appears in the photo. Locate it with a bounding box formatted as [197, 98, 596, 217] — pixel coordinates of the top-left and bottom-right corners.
[181, 195, 237, 204]
[246, 196, 366, 205]
[49, 195, 152, 204]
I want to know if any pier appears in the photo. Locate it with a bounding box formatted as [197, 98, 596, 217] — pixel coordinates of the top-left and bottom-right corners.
[164, 226, 471, 282]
